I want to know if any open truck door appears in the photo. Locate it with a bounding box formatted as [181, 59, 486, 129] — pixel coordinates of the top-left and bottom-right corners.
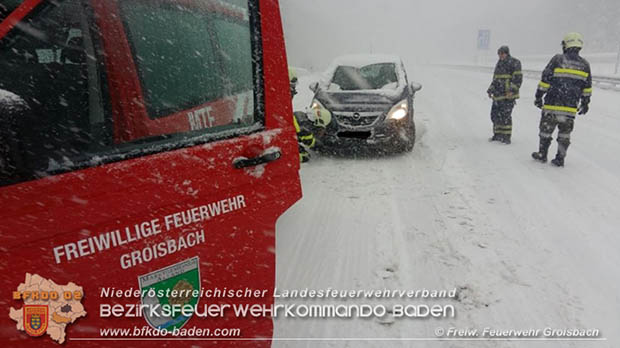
[0, 0, 300, 346]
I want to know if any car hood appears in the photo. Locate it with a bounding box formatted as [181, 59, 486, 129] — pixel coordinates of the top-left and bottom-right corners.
[315, 90, 403, 113]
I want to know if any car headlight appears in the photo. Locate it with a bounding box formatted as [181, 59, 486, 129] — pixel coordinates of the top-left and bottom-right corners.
[387, 99, 409, 120]
[309, 99, 332, 128]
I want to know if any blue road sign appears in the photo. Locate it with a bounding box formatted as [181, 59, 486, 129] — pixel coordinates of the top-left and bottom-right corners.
[478, 30, 491, 50]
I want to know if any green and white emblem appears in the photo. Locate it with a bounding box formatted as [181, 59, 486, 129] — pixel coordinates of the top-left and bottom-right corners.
[139, 257, 200, 332]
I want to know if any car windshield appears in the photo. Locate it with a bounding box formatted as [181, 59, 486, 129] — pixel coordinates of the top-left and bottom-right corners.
[329, 63, 398, 91]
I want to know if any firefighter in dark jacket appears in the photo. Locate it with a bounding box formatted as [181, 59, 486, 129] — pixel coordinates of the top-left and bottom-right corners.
[531, 33, 592, 167]
[487, 45, 522, 144]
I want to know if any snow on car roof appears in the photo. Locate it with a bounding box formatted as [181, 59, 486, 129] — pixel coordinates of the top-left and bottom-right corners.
[328, 54, 403, 68]
[322, 54, 406, 95]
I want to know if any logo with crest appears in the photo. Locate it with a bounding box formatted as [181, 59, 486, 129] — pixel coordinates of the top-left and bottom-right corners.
[24, 305, 48, 337]
[139, 257, 200, 332]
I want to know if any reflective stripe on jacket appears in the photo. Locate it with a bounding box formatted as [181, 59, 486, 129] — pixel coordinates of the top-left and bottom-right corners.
[293, 115, 315, 148]
[535, 50, 592, 117]
[488, 55, 522, 101]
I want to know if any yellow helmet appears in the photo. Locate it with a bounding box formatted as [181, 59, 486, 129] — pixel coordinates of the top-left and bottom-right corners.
[309, 100, 331, 128]
[288, 67, 298, 98]
[562, 32, 584, 49]
[313, 109, 332, 128]
[288, 68, 298, 83]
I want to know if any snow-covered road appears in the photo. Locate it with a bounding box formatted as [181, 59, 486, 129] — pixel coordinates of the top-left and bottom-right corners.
[274, 67, 620, 348]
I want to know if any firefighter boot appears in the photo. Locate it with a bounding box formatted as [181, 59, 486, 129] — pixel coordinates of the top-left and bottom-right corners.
[299, 144, 310, 163]
[531, 137, 551, 163]
[551, 156, 564, 167]
[551, 138, 570, 167]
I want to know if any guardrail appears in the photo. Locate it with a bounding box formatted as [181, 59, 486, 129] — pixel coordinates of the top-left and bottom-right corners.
[439, 65, 620, 91]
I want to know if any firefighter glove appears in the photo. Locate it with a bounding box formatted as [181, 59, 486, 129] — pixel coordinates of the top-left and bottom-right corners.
[578, 103, 589, 115]
[534, 98, 543, 109]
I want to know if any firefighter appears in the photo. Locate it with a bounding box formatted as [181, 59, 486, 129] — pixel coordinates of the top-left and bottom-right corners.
[289, 68, 315, 163]
[531, 33, 592, 167]
[487, 45, 522, 144]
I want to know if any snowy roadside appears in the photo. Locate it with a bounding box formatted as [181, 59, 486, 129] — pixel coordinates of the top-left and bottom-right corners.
[470, 53, 620, 77]
[274, 66, 619, 348]
[435, 65, 620, 92]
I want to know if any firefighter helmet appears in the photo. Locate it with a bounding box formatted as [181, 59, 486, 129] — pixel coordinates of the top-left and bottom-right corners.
[562, 32, 584, 49]
[288, 68, 298, 84]
[288, 68, 298, 98]
[310, 99, 331, 128]
[313, 109, 331, 128]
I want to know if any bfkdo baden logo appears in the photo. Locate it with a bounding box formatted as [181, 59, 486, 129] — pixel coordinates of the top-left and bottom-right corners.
[24, 305, 48, 336]
[10, 273, 86, 344]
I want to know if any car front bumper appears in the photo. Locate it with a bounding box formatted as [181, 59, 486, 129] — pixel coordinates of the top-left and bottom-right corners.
[317, 118, 410, 151]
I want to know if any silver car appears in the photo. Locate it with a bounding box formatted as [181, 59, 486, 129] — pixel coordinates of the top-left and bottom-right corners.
[308, 55, 421, 153]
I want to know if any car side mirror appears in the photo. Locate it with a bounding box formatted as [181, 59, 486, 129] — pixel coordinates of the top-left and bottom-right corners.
[410, 82, 422, 93]
[309, 82, 319, 93]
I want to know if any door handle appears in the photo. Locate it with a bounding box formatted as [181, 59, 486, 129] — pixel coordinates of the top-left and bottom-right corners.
[233, 150, 281, 169]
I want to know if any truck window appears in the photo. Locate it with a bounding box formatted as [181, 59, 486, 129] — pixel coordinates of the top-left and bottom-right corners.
[214, 17, 253, 94]
[0, 0, 263, 187]
[0, 1, 107, 186]
[0, 1, 24, 21]
[119, 0, 256, 121]
[119, 2, 223, 118]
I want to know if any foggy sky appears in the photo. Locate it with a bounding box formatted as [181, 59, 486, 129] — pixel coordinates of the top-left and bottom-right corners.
[280, 0, 620, 71]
